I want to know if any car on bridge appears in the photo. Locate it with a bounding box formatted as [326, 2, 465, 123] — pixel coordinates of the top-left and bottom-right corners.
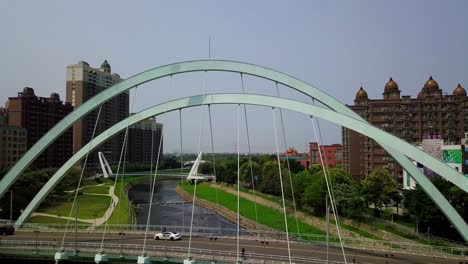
[154, 231, 181, 240]
[0, 224, 14, 235]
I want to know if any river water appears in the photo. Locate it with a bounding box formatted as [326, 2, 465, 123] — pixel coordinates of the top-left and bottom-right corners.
[128, 181, 241, 233]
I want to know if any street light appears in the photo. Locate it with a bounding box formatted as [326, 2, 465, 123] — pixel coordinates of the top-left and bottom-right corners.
[9, 190, 13, 222]
[34, 230, 40, 254]
[74, 196, 79, 255]
[119, 232, 126, 257]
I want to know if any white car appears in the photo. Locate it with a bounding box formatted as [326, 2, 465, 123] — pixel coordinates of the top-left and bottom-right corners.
[154, 231, 181, 240]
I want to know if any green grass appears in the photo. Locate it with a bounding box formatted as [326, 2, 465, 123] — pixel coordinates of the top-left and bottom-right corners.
[339, 223, 383, 240]
[182, 182, 326, 240]
[241, 185, 382, 240]
[27, 215, 90, 225]
[37, 194, 111, 219]
[83, 185, 110, 194]
[106, 175, 149, 224]
[394, 219, 416, 229]
[372, 222, 453, 247]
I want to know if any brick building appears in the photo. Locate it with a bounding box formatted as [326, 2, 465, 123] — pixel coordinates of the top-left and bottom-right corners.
[308, 142, 343, 168]
[7, 87, 73, 168]
[0, 125, 27, 170]
[342, 77, 468, 183]
[126, 117, 163, 165]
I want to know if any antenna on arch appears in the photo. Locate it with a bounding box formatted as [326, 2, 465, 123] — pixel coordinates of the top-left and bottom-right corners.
[208, 36, 211, 60]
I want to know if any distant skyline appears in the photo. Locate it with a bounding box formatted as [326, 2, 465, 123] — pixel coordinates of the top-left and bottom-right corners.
[2, 0, 468, 153]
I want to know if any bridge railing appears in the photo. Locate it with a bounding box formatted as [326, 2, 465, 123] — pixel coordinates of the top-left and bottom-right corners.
[15, 223, 468, 259]
[0, 240, 345, 264]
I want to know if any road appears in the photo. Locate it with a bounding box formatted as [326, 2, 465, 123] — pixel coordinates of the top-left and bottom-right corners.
[1, 231, 466, 264]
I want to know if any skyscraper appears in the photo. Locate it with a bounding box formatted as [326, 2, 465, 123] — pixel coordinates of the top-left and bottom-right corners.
[7, 87, 73, 168]
[342, 77, 468, 184]
[126, 117, 163, 165]
[66, 60, 129, 167]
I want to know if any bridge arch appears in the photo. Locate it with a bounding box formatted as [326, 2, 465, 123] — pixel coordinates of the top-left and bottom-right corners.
[15, 94, 468, 241]
[0, 60, 465, 240]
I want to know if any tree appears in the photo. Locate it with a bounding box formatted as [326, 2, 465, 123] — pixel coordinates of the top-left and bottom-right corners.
[288, 170, 314, 207]
[307, 164, 323, 175]
[403, 178, 467, 241]
[285, 160, 304, 174]
[216, 158, 237, 185]
[301, 167, 352, 215]
[258, 161, 287, 196]
[161, 157, 181, 170]
[361, 169, 397, 214]
[344, 185, 367, 223]
[239, 161, 261, 188]
[391, 191, 403, 215]
[199, 162, 214, 175]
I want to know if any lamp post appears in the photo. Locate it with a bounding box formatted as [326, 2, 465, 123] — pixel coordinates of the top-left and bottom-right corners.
[74, 196, 79, 255]
[118, 232, 126, 257]
[34, 230, 40, 254]
[427, 226, 431, 246]
[9, 190, 13, 222]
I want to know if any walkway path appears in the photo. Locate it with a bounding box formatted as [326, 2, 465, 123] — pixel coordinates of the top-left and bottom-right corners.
[63, 183, 106, 193]
[32, 185, 118, 231]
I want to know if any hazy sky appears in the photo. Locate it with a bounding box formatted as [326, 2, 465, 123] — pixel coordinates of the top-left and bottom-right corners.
[1, 1, 468, 154]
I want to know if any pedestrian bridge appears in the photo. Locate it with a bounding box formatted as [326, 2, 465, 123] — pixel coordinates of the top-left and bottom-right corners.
[1, 224, 467, 264]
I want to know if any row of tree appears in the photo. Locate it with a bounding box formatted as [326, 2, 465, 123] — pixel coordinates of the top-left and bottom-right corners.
[198, 155, 466, 241]
[0, 167, 82, 220]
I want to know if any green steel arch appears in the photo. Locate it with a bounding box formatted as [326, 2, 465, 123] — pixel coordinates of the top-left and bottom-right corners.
[0, 60, 465, 239]
[15, 93, 468, 241]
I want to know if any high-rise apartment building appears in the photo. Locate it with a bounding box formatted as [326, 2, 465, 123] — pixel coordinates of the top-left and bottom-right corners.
[66, 60, 129, 167]
[126, 117, 163, 165]
[0, 124, 27, 170]
[7, 87, 73, 168]
[0, 107, 7, 124]
[308, 142, 343, 168]
[342, 77, 468, 183]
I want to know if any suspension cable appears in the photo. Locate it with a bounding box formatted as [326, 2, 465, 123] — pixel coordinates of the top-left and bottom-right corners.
[236, 104, 241, 262]
[310, 98, 344, 241]
[207, 105, 221, 234]
[240, 74, 260, 236]
[188, 71, 208, 258]
[98, 86, 138, 252]
[275, 82, 301, 238]
[179, 109, 185, 228]
[60, 106, 103, 250]
[310, 116, 347, 263]
[272, 107, 292, 264]
[141, 105, 168, 256]
[150, 111, 155, 180]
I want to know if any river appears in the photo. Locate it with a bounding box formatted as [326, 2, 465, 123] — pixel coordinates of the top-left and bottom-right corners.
[128, 181, 242, 233]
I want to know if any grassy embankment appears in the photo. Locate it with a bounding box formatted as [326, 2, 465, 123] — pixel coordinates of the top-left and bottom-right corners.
[37, 194, 111, 219]
[181, 181, 328, 241]
[28, 215, 90, 226]
[240, 186, 382, 240]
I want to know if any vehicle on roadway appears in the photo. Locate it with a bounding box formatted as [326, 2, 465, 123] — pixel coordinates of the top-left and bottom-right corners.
[154, 231, 181, 240]
[0, 224, 14, 235]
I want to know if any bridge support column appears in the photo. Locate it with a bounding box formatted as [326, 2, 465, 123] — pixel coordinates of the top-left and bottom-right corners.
[54, 250, 69, 263]
[137, 255, 152, 264]
[184, 257, 196, 264]
[94, 253, 109, 263]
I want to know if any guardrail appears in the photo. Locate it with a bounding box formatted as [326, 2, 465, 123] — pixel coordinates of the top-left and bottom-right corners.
[0, 240, 344, 264]
[14, 223, 468, 260]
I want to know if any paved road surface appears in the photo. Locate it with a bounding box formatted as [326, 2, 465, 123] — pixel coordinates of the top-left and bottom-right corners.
[1, 231, 466, 264]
